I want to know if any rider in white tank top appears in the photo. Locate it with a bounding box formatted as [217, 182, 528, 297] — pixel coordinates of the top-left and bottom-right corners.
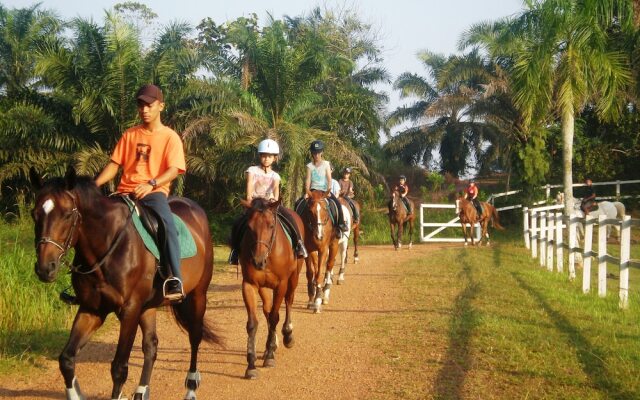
[246, 166, 280, 200]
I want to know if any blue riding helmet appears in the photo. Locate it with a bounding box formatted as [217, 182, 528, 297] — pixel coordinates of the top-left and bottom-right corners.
[399, 175, 406, 180]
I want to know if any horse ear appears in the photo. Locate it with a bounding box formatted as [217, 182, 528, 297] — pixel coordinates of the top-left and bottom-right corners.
[29, 167, 43, 189]
[240, 199, 252, 209]
[269, 199, 281, 208]
[64, 165, 77, 190]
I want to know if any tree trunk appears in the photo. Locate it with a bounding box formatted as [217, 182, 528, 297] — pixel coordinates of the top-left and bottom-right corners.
[562, 106, 575, 215]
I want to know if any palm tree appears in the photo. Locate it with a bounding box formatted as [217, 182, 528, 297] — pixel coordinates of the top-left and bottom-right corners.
[468, 1, 633, 214]
[385, 50, 495, 177]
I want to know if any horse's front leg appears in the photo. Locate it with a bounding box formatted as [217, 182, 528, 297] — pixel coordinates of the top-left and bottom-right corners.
[282, 259, 302, 348]
[460, 222, 468, 246]
[264, 281, 287, 368]
[59, 309, 106, 400]
[389, 222, 397, 249]
[242, 281, 260, 379]
[305, 252, 318, 308]
[111, 305, 143, 399]
[397, 220, 404, 249]
[408, 219, 414, 249]
[322, 239, 339, 305]
[483, 220, 490, 246]
[313, 247, 327, 313]
[353, 224, 360, 263]
[133, 309, 157, 400]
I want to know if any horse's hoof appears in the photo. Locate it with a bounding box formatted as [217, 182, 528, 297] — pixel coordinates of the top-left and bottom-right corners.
[307, 301, 314, 309]
[354, 257, 359, 264]
[284, 335, 294, 348]
[263, 358, 276, 368]
[245, 368, 259, 379]
[322, 298, 329, 305]
[183, 390, 197, 400]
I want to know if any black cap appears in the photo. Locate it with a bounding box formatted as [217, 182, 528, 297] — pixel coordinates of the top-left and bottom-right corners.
[399, 175, 406, 179]
[310, 140, 324, 153]
[136, 84, 164, 104]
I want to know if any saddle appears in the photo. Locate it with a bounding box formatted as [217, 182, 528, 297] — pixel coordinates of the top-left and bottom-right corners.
[296, 197, 339, 226]
[120, 195, 197, 278]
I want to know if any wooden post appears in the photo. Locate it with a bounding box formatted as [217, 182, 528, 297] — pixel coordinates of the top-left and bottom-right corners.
[523, 207, 530, 250]
[568, 214, 577, 281]
[531, 211, 538, 259]
[539, 212, 546, 267]
[582, 215, 594, 294]
[619, 216, 631, 309]
[555, 212, 563, 273]
[598, 214, 607, 298]
[547, 212, 554, 271]
[545, 184, 551, 200]
[616, 180, 621, 201]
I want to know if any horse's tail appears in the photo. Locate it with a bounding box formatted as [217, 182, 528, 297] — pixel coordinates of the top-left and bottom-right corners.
[171, 303, 224, 346]
[614, 202, 626, 219]
[491, 205, 505, 230]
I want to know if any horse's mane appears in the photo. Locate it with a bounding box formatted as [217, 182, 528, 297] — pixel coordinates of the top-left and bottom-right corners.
[249, 198, 276, 213]
[41, 175, 104, 207]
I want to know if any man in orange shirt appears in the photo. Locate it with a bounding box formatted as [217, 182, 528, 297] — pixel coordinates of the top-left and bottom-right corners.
[95, 84, 186, 301]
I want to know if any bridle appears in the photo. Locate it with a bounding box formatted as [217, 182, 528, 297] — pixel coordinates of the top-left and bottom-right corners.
[35, 191, 133, 275]
[36, 191, 81, 268]
[304, 198, 330, 239]
[249, 207, 278, 263]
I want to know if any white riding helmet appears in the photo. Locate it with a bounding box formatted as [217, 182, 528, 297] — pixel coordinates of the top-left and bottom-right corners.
[257, 139, 280, 155]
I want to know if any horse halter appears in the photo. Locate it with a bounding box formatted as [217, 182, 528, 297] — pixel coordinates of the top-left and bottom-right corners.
[249, 208, 278, 263]
[36, 191, 81, 267]
[304, 199, 329, 238]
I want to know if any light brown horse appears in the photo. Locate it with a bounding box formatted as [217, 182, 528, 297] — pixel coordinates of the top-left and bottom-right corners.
[457, 197, 504, 246]
[297, 190, 339, 313]
[388, 190, 414, 250]
[29, 167, 220, 400]
[238, 198, 304, 379]
[339, 197, 362, 264]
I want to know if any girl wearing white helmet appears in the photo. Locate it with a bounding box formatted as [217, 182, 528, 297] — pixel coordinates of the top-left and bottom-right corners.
[229, 139, 308, 264]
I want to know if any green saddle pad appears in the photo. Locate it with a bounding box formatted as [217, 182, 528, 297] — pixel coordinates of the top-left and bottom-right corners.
[122, 197, 197, 260]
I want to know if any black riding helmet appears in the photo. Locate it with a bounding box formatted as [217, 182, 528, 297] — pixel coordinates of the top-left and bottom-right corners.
[399, 175, 406, 180]
[310, 140, 325, 154]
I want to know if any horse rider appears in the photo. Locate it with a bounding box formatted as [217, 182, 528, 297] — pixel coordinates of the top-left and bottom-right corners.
[304, 140, 349, 237]
[228, 139, 308, 265]
[580, 178, 597, 214]
[339, 167, 359, 223]
[95, 84, 186, 301]
[393, 175, 412, 215]
[465, 180, 483, 217]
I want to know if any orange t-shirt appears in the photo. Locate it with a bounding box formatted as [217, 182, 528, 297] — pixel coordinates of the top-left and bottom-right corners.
[111, 125, 186, 196]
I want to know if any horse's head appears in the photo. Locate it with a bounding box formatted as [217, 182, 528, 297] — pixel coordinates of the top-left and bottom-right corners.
[390, 190, 399, 211]
[242, 198, 280, 269]
[305, 190, 331, 240]
[29, 166, 82, 282]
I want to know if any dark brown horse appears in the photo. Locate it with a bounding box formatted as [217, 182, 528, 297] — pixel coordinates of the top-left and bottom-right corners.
[338, 197, 362, 264]
[29, 167, 220, 400]
[298, 190, 339, 313]
[238, 198, 304, 379]
[457, 197, 504, 246]
[388, 190, 414, 250]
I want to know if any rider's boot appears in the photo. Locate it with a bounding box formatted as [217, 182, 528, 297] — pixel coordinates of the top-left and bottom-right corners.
[163, 277, 184, 302]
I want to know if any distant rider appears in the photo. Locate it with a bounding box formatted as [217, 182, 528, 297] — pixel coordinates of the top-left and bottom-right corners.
[393, 175, 412, 215]
[580, 178, 596, 214]
[465, 180, 483, 216]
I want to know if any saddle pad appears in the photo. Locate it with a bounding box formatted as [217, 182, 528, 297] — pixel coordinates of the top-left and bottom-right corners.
[295, 197, 338, 225]
[122, 197, 197, 260]
[278, 220, 293, 247]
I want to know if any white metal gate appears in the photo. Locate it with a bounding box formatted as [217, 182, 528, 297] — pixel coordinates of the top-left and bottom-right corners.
[419, 202, 480, 243]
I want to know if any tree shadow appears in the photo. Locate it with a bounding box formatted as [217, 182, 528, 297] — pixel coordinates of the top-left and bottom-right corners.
[434, 250, 480, 399]
[510, 271, 636, 399]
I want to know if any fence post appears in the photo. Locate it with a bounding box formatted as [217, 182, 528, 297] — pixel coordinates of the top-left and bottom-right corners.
[598, 214, 607, 298]
[568, 214, 577, 281]
[545, 184, 551, 200]
[555, 212, 563, 273]
[616, 180, 621, 201]
[531, 211, 538, 259]
[523, 207, 530, 250]
[547, 213, 554, 271]
[619, 216, 631, 309]
[582, 215, 594, 294]
[539, 212, 547, 267]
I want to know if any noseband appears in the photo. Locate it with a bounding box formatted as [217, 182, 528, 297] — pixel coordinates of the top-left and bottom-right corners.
[36, 191, 81, 267]
[304, 199, 330, 235]
[249, 209, 278, 262]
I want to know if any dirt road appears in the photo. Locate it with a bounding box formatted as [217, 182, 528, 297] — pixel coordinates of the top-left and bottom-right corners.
[0, 244, 442, 400]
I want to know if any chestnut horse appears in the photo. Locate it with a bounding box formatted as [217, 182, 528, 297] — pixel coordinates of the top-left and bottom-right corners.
[338, 197, 362, 263]
[238, 198, 304, 379]
[30, 167, 220, 400]
[297, 190, 339, 313]
[457, 197, 504, 246]
[388, 190, 414, 250]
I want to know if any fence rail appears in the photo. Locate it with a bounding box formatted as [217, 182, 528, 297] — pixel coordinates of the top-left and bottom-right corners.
[523, 206, 639, 309]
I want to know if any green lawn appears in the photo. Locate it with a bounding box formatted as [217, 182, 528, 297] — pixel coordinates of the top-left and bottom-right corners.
[369, 233, 640, 399]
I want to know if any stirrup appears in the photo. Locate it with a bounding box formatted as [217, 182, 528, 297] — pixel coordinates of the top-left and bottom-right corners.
[163, 277, 184, 301]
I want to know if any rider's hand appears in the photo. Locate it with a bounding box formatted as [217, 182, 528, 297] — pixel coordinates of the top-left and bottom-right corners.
[134, 182, 154, 199]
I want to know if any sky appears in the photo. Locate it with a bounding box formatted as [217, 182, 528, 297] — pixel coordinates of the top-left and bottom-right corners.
[5, 0, 524, 110]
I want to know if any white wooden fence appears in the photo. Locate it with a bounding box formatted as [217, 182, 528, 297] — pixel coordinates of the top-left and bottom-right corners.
[523, 205, 640, 309]
[419, 203, 481, 242]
